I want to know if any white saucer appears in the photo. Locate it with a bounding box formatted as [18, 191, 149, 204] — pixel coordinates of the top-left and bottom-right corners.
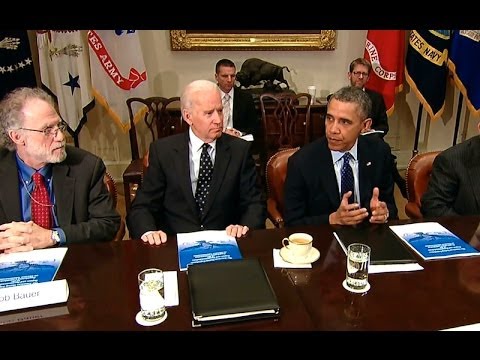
[280, 246, 320, 264]
[342, 280, 371, 294]
[135, 310, 168, 327]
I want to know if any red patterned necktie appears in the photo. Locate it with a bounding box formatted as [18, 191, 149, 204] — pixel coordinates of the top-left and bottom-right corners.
[31, 172, 52, 229]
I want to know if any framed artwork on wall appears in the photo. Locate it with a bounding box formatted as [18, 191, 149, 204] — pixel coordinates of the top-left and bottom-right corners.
[170, 30, 336, 51]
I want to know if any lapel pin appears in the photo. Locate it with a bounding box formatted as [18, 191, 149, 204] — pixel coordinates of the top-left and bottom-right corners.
[366, 162, 372, 166]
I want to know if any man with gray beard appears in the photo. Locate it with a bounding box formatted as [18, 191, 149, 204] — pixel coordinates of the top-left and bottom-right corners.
[0, 87, 120, 253]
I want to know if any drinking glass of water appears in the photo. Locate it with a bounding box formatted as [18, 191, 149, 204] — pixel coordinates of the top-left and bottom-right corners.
[345, 243, 371, 293]
[137, 268, 166, 324]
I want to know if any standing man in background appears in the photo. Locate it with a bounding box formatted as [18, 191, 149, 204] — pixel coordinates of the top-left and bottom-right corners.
[0, 87, 121, 253]
[215, 59, 259, 138]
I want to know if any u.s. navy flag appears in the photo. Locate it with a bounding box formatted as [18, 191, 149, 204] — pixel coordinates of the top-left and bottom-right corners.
[37, 30, 94, 132]
[0, 31, 36, 100]
[448, 30, 480, 117]
[88, 30, 149, 131]
[405, 30, 451, 121]
[364, 30, 405, 116]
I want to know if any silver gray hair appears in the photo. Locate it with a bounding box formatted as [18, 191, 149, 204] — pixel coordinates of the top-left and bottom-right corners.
[0, 87, 55, 151]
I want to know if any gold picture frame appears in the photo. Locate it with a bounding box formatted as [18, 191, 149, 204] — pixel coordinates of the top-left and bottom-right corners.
[170, 30, 336, 51]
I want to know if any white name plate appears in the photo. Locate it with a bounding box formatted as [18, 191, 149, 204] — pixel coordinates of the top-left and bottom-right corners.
[0, 279, 69, 313]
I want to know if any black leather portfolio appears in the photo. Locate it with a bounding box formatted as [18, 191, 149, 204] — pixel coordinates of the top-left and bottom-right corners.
[187, 258, 280, 327]
[333, 223, 417, 264]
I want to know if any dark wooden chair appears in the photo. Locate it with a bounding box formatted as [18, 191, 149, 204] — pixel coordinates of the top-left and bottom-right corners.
[265, 147, 299, 227]
[258, 92, 311, 186]
[103, 172, 126, 241]
[405, 151, 441, 219]
[122, 96, 187, 214]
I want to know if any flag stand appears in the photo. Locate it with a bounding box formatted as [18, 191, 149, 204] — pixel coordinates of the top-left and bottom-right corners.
[452, 93, 464, 146]
[412, 103, 423, 158]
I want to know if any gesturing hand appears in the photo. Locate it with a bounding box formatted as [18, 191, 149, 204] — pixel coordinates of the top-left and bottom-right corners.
[369, 187, 389, 223]
[329, 191, 368, 225]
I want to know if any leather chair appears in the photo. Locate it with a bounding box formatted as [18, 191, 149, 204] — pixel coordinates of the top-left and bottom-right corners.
[265, 147, 299, 227]
[405, 151, 441, 219]
[123, 96, 187, 214]
[103, 172, 126, 241]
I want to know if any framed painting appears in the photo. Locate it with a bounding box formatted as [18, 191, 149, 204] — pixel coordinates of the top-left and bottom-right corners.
[170, 30, 336, 51]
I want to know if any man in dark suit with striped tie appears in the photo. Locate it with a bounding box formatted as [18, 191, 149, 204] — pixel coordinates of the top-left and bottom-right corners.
[421, 123, 480, 217]
[284, 86, 397, 226]
[214, 59, 259, 138]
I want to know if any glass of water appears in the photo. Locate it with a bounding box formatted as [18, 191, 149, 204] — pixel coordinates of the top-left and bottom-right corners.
[138, 268, 166, 322]
[345, 243, 371, 292]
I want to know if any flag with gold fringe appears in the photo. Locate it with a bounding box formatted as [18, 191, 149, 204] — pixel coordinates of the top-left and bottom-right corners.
[36, 30, 94, 132]
[448, 30, 480, 117]
[88, 30, 149, 132]
[364, 30, 405, 116]
[405, 30, 451, 121]
[0, 31, 37, 100]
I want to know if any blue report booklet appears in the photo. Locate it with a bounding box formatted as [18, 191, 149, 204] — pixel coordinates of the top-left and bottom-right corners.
[0, 248, 67, 288]
[177, 230, 242, 271]
[389, 222, 480, 260]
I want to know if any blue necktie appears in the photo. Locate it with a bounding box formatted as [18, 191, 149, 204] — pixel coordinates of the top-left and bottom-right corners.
[341, 152, 355, 204]
[195, 143, 213, 215]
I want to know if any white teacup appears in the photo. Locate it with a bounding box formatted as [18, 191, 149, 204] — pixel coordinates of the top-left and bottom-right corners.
[282, 233, 313, 259]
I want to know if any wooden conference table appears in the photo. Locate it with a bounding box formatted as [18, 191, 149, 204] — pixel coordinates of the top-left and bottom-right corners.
[2, 216, 480, 331]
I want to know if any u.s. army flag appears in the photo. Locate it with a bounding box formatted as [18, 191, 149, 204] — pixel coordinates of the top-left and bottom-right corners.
[88, 30, 149, 132]
[36, 30, 94, 132]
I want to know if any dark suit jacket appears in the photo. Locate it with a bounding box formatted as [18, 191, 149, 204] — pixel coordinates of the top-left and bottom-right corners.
[127, 132, 266, 238]
[421, 135, 480, 217]
[233, 87, 259, 137]
[0, 146, 121, 243]
[284, 135, 398, 226]
[365, 88, 389, 137]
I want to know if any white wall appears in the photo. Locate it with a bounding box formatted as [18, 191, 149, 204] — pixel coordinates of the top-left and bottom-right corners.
[36, 30, 477, 181]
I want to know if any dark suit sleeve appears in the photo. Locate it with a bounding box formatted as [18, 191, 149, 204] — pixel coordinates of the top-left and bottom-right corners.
[375, 141, 398, 219]
[62, 158, 121, 244]
[234, 90, 259, 137]
[127, 142, 167, 239]
[284, 154, 330, 226]
[370, 91, 389, 137]
[421, 153, 460, 217]
[237, 143, 266, 229]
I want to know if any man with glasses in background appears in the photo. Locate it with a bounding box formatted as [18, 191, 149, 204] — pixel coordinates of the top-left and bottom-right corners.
[347, 57, 389, 136]
[0, 87, 120, 253]
[346, 58, 407, 198]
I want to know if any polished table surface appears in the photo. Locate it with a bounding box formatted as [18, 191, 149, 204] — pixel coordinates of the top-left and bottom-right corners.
[2, 216, 480, 331]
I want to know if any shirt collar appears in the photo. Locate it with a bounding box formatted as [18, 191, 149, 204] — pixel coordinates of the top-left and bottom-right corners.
[15, 153, 52, 182]
[331, 139, 359, 164]
[189, 128, 217, 152]
[223, 88, 233, 99]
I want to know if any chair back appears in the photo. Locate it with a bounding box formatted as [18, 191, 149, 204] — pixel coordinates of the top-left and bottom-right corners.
[103, 172, 126, 241]
[265, 147, 299, 227]
[127, 96, 185, 161]
[259, 92, 312, 160]
[123, 96, 187, 215]
[405, 151, 441, 219]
